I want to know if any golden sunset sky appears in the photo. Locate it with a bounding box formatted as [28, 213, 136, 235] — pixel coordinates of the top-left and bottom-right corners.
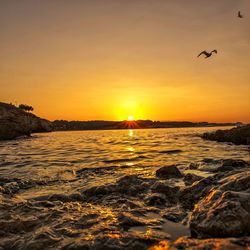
[1, 0, 250, 122]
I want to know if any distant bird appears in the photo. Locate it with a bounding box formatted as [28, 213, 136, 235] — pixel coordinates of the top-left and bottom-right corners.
[238, 11, 243, 18]
[197, 50, 218, 58]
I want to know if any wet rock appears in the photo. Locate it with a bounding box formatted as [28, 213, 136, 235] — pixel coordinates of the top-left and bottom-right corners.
[118, 212, 146, 229]
[74, 213, 99, 230]
[2, 182, 20, 194]
[174, 236, 250, 250]
[156, 165, 182, 179]
[0, 216, 40, 234]
[150, 236, 250, 249]
[180, 176, 215, 209]
[116, 175, 151, 195]
[202, 158, 221, 164]
[188, 163, 199, 170]
[190, 189, 250, 238]
[222, 159, 248, 168]
[202, 125, 250, 145]
[161, 206, 187, 223]
[144, 193, 167, 206]
[0, 102, 52, 140]
[62, 232, 159, 250]
[123, 200, 143, 209]
[82, 183, 116, 199]
[150, 181, 179, 204]
[151, 181, 179, 196]
[215, 159, 249, 172]
[82, 175, 153, 200]
[0, 236, 26, 250]
[0, 178, 56, 196]
[55, 227, 81, 237]
[24, 227, 61, 250]
[219, 172, 250, 192]
[148, 240, 172, 250]
[183, 173, 203, 186]
[34, 193, 84, 202]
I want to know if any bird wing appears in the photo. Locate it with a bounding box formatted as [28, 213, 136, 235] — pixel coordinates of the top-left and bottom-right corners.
[197, 51, 209, 57]
[238, 11, 243, 17]
[211, 50, 217, 54]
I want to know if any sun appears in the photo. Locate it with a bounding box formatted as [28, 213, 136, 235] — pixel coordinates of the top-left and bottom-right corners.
[128, 115, 134, 121]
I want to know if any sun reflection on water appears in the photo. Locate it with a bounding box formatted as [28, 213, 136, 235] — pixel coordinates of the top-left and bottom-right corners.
[126, 162, 134, 167]
[129, 129, 133, 137]
[127, 146, 135, 152]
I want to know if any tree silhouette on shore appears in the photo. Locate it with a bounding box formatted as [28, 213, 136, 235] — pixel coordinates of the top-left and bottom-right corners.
[18, 104, 34, 112]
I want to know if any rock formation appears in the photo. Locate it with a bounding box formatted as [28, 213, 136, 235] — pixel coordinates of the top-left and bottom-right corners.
[202, 125, 250, 145]
[0, 102, 52, 140]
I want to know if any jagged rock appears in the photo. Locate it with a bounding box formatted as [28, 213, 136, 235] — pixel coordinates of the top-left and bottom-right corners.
[219, 172, 250, 192]
[183, 173, 203, 185]
[0, 102, 52, 140]
[144, 193, 167, 206]
[82, 175, 153, 200]
[161, 206, 187, 223]
[115, 175, 152, 195]
[81, 183, 116, 199]
[215, 159, 249, 172]
[202, 125, 250, 145]
[156, 165, 182, 179]
[150, 181, 179, 205]
[24, 227, 61, 250]
[147, 237, 250, 249]
[173, 236, 250, 250]
[180, 176, 215, 209]
[62, 232, 159, 250]
[189, 172, 250, 238]
[148, 240, 172, 250]
[202, 158, 221, 164]
[33, 193, 84, 202]
[2, 182, 20, 195]
[190, 190, 250, 238]
[188, 163, 199, 169]
[0, 216, 40, 234]
[151, 181, 179, 196]
[118, 212, 146, 229]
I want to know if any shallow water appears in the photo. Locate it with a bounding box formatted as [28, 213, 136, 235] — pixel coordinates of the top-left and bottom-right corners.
[0, 127, 249, 248]
[0, 127, 248, 185]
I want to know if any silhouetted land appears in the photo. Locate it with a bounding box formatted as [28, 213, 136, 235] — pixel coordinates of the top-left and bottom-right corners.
[0, 102, 52, 140]
[53, 120, 236, 131]
[203, 125, 250, 145]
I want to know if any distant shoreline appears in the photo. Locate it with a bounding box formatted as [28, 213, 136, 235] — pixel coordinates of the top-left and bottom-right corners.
[52, 120, 236, 132]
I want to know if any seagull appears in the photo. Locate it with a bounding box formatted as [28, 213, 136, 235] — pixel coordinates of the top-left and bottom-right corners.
[197, 50, 218, 58]
[238, 11, 243, 18]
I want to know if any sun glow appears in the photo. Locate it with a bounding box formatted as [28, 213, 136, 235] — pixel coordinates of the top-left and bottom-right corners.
[128, 115, 134, 121]
[114, 98, 147, 121]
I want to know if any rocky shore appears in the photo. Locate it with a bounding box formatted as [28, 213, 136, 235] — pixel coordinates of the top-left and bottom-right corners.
[202, 125, 250, 145]
[0, 102, 52, 140]
[0, 158, 249, 249]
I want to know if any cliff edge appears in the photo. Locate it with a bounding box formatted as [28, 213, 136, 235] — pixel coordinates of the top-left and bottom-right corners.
[0, 102, 52, 140]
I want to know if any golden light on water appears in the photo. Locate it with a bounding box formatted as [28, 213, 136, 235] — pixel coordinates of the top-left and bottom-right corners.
[129, 129, 134, 137]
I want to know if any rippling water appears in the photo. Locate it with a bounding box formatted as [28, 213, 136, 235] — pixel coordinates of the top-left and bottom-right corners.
[0, 127, 249, 248]
[0, 127, 249, 195]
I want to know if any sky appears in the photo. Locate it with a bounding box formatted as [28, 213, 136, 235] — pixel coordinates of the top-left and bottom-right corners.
[0, 0, 250, 122]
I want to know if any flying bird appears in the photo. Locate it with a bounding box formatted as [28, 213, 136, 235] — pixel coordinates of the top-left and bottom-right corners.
[197, 50, 218, 58]
[238, 11, 243, 18]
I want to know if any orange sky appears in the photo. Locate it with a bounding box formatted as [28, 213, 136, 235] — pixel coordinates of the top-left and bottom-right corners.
[0, 0, 250, 122]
